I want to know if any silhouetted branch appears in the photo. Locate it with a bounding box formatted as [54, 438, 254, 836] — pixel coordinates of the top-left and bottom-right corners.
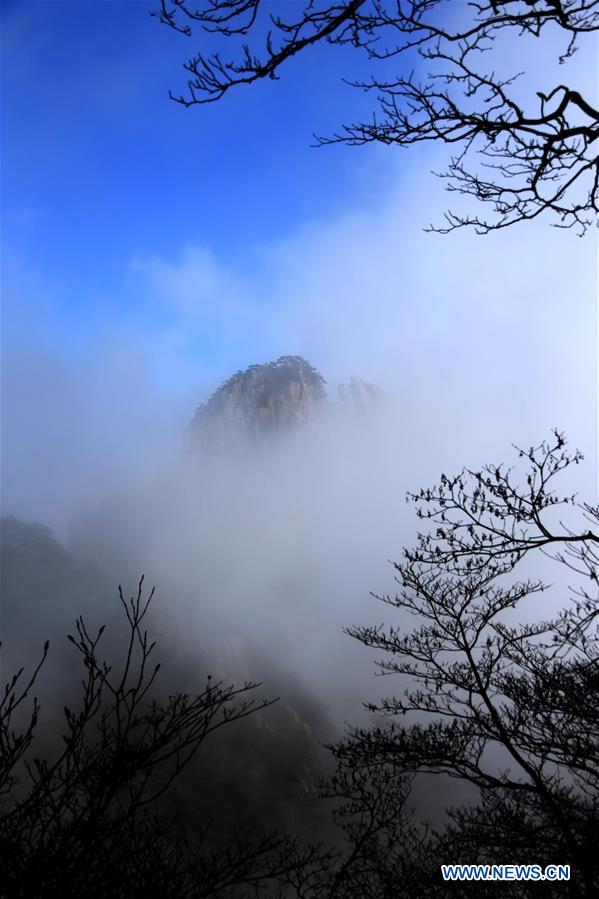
[0, 578, 335, 898]
[154, 0, 599, 232]
[342, 431, 599, 893]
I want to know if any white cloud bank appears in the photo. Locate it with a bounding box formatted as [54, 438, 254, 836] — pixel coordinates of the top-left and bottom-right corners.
[2, 154, 596, 540]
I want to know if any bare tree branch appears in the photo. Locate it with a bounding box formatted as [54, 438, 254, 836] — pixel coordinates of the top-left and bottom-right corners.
[154, 0, 599, 232]
[340, 432, 599, 894]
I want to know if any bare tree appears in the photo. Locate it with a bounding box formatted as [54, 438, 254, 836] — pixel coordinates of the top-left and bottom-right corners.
[0, 579, 328, 898]
[4, 435, 598, 895]
[153, 1, 599, 233]
[333, 432, 599, 894]
[0, 580, 426, 898]
[315, 757, 433, 898]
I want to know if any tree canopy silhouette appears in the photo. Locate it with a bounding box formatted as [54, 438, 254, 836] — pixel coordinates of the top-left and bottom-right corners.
[0, 579, 327, 898]
[2, 433, 598, 895]
[334, 431, 599, 895]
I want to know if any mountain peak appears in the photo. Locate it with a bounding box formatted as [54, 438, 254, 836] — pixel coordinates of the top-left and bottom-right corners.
[188, 356, 327, 453]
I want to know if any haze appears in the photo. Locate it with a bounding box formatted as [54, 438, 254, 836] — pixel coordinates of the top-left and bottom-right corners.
[1, 0, 597, 729]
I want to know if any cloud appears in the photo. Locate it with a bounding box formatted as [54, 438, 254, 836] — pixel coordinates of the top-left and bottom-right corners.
[130, 160, 597, 475]
[3, 150, 596, 546]
[132, 245, 256, 325]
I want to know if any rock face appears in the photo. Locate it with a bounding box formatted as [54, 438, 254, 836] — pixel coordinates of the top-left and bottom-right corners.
[337, 375, 382, 413]
[187, 355, 327, 454]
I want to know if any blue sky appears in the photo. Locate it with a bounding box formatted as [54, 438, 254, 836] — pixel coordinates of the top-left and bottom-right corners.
[1, 1, 597, 533]
[3, 0, 396, 331]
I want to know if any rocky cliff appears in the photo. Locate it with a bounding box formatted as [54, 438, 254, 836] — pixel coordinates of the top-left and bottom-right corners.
[187, 356, 380, 454]
[337, 374, 382, 413]
[187, 355, 327, 454]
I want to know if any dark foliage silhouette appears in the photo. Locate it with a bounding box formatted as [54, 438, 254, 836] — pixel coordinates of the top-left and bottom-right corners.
[3, 433, 598, 896]
[333, 431, 598, 894]
[0, 580, 329, 898]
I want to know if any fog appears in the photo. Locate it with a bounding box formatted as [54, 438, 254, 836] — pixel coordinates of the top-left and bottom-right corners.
[2, 8, 597, 855]
[2, 168, 596, 725]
